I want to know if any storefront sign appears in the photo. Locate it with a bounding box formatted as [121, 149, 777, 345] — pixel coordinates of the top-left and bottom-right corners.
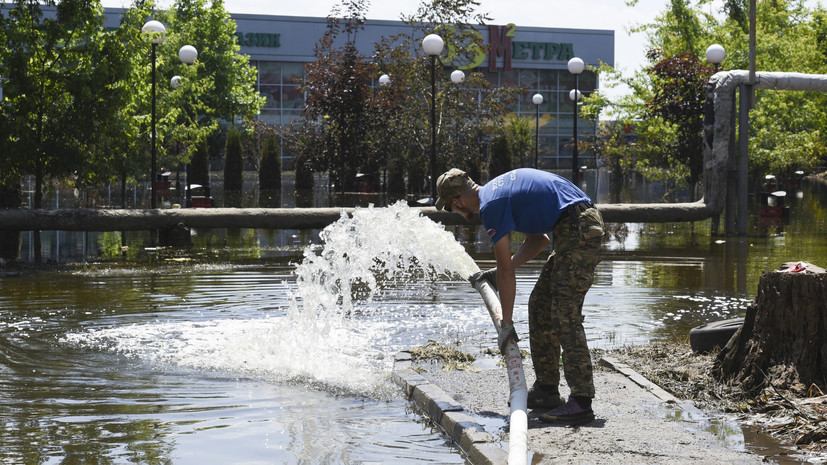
[235, 32, 281, 48]
[488, 24, 574, 71]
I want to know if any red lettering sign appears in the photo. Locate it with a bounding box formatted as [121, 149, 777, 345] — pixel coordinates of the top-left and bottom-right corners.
[488, 25, 512, 72]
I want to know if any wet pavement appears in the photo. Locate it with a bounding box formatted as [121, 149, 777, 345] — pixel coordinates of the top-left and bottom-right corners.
[394, 352, 768, 464]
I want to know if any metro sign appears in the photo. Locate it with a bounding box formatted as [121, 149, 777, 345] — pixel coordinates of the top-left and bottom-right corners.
[488, 24, 575, 71]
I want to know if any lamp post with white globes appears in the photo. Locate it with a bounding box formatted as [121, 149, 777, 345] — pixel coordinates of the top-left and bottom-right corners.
[567, 57, 584, 183]
[705, 44, 725, 73]
[422, 33, 444, 203]
[173, 45, 198, 206]
[450, 69, 465, 84]
[532, 93, 543, 168]
[705, 43, 730, 233]
[142, 20, 166, 209]
[451, 70, 466, 163]
[378, 74, 390, 86]
[179, 44, 197, 66]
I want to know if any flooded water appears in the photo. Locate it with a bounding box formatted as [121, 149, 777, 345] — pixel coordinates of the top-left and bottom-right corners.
[2, 175, 826, 463]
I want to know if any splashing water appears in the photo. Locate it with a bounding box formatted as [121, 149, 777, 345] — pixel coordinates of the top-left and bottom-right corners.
[62, 202, 481, 397]
[289, 201, 479, 325]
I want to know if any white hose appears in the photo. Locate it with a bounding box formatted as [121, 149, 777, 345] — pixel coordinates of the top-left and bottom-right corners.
[473, 278, 528, 465]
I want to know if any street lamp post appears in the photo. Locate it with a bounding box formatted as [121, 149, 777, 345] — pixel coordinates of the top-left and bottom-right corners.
[450, 69, 465, 84]
[142, 20, 166, 209]
[705, 43, 725, 73]
[174, 45, 198, 206]
[705, 44, 727, 234]
[378, 74, 390, 86]
[567, 57, 584, 183]
[451, 70, 466, 171]
[422, 33, 444, 203]
[532, 93, 543, 169]
[178, 44, 198, 65]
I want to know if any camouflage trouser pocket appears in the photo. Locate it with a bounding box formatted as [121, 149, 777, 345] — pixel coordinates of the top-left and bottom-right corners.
[577, 207, 605, 241]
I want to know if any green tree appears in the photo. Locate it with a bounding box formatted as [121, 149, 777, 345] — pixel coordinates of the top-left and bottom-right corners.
[259, 135, 281, 192]
[488, 132, 511, 178]
[291, 1, 381, 194]
[645, 49, 712, 197]
[0, 0, 263, 215]
[150, 0, 263, 181]
[224, 126, 243, 191]
[0, 0, 143, 261]
[371, 0, 519, 189]
[0, 0, 134, 209]
[188, 138, 209, 186]
[590, 0, 827, 186]
[504, 115, 534, 169]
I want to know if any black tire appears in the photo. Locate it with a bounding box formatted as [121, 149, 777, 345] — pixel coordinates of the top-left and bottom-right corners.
[689, 318, 745, 354]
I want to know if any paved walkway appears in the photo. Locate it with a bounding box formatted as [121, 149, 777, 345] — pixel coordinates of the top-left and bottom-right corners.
[393, 353, 767, 464]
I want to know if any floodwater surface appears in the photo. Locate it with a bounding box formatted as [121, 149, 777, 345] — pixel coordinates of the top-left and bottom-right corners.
[2, 177, 826, 463]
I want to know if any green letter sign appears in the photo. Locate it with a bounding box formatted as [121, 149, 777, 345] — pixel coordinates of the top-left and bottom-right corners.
[488, 24, 576, 71]
[235, 32, 281, 48]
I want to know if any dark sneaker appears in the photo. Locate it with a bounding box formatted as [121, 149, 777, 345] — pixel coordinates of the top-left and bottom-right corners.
[539, 397, 595, 425]
[526, 383, 565, 409]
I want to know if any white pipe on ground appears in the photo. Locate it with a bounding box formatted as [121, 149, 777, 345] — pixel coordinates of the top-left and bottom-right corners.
[472, 278, 528, 465]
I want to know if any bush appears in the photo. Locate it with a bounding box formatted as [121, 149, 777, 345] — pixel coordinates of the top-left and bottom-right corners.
[188, 140, 210, 187]
[294, 150, 314, 190]
[259, 136, 281, 191]
[489, 134, 512, 178]
[224, 127, 243, 192]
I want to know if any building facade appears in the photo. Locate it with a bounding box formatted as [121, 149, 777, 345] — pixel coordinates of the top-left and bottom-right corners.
[230, 14, 614, 169]
[92, 9, 613, 169]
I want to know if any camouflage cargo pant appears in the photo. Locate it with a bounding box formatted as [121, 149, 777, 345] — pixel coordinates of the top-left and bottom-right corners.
[528, 203, 604, 398]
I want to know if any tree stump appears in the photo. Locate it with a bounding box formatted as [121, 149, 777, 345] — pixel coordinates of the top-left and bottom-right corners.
[713, 262, 827, 395]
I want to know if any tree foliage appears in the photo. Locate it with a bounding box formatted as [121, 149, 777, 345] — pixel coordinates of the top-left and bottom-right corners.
[0, 0, 132, 207]
[0, 0, 263, 208]
[224, 126, 243, 192]
[291, 1, 381, 193]
[586, 0, 827, 186]
[503, 115, 534, 169]
[384, 0, 520, 184]
[286, 0, 520, 197]
[259, 135, 281, 192]
[645, 49, 712, 193]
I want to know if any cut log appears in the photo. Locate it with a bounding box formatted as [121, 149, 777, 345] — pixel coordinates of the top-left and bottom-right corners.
[713, 262, 827, 395]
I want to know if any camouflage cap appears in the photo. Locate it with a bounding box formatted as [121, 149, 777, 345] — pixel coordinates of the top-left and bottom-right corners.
[435, 168, 473, 211]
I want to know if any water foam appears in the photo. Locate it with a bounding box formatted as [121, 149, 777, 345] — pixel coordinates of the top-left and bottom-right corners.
[61, 202, 481, 397]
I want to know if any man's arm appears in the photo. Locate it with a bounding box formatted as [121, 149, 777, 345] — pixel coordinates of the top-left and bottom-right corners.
[493, 235, 517, 325]
[512, 233, 550, 269]
[492, 233, 549, 324]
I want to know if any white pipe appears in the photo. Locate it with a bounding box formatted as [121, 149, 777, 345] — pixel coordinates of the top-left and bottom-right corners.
[473, 278, 528, 465]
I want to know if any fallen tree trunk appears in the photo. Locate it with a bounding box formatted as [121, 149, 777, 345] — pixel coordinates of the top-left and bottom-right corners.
[713, 262, 827, 394]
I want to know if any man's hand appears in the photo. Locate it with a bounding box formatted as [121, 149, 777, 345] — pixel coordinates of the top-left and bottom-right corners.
[498, 321, 519, 354]
[468, 267, 498, 291]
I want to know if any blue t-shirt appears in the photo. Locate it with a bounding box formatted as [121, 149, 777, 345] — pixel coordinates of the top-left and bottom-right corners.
[479, 168, 591, 244]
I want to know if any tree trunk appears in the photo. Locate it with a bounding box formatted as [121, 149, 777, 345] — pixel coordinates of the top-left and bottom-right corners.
[713, 262, 827, 395]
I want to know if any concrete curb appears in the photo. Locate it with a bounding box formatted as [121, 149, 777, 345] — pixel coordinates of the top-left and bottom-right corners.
[391, 351, 508, 465]
[598, 356, 679, 404]
[393, 352, 685, 465]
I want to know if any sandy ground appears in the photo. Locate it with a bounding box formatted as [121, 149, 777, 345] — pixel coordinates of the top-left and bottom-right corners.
[399, 353, 772, 464]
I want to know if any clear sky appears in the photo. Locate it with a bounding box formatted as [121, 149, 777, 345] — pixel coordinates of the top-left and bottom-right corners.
[101, 0, 731, 100]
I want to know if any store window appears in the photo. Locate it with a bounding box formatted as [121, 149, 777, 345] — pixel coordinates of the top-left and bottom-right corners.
[258, 61, 280, 84]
